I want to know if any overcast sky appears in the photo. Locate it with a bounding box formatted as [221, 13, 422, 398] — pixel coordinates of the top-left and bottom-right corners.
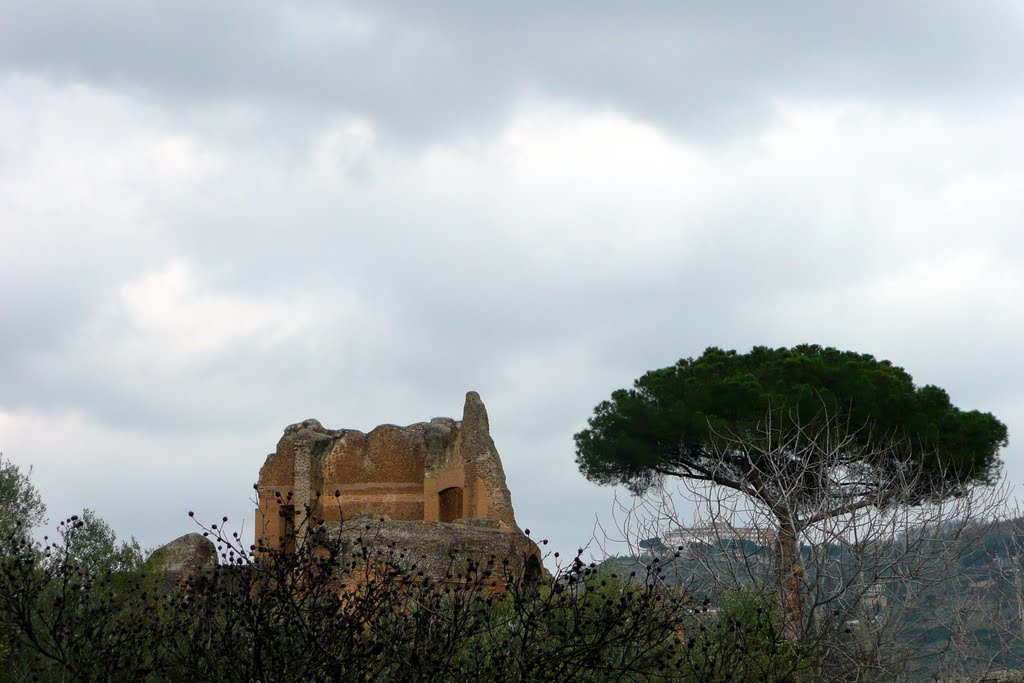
[2, 1, 1022, 557]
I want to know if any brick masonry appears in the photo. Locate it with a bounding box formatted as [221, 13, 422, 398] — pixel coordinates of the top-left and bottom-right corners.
[255, 392, 540, 579]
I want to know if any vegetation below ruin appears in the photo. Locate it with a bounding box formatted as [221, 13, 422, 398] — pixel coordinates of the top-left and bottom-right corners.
[0, 515, 804, 681]
[0, 453, 812, 682]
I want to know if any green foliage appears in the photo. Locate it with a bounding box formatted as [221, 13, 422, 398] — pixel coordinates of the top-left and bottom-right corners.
[575, 345, 1007, 496]
[0, 454, 46, 676]
[478, 566, 688, 681]
[679, 587, 806, 683]
[0, 462, 147, 679]
[0, 453, 46, 542]
[58, 508, 145, 575]
[638, 536, 668, 553]
[0, 512, 163, 680]
[0, 500, 813, 682]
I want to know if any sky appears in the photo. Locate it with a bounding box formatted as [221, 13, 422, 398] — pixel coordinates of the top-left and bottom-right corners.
[1, 1, 1023, 557]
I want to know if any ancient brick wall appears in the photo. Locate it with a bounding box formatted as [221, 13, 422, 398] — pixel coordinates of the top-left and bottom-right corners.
[255, 392, 523, 552]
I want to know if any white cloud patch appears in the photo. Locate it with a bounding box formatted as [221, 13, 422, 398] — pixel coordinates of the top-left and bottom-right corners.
[115, 260, 311, 364]
[1, 56, 1023, 556]
[310, 117, 378, 179]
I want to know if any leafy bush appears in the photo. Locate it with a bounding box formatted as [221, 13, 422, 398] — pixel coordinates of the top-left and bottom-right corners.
[0, 501, 810, 682]
[677, 586, 807, 683]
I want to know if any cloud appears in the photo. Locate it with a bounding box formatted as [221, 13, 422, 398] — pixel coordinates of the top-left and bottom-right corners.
[2, 2, 1022, 141]
[1, 5, 1023, 555]
[0, 408, 272, 545]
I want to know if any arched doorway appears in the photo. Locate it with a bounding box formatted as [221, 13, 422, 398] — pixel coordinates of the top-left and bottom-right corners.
[438, 486, 464, 522]
[279, 505, 296, 554]
[525, 554, 542, 583]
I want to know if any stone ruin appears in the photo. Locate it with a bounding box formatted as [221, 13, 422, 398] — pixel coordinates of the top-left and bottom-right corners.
[143, 532, 218, 589]
[255, 391, 541, 581]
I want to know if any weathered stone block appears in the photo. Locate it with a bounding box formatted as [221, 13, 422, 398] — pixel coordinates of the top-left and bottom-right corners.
[144, 532, 217, 579]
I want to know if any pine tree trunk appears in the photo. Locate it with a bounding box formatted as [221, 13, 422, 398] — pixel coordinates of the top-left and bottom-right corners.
[776, 521, 804, 641]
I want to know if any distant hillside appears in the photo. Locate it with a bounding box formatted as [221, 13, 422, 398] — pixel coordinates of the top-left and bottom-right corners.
[600, 517, 1024, 681]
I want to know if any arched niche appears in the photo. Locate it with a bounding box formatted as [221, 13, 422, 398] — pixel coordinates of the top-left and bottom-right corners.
[525, 554, 542, 583]
[438, 486, 464, 523]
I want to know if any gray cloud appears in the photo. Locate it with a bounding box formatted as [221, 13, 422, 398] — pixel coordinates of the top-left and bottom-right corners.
[1, 4, 1023, 556]
[2, 2, 1022, 142]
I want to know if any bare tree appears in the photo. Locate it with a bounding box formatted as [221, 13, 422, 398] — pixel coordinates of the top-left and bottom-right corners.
[928, 511, 1024, 682]
[597, 407, 1011, 681]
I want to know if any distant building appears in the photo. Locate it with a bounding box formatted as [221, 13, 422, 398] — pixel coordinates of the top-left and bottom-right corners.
[862, 582, 887, 610]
